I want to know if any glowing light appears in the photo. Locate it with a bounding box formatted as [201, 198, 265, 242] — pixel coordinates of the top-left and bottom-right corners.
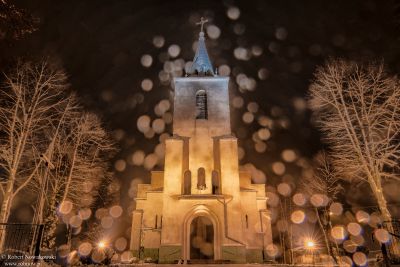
[144, 153, 158, 170]
[356, 210, 370, 224]
[131, 150, 145, 166]
[369, 212, 383, 228]
[281, 149, 297, 162]
[331, 225, 347, 240]
[258, 128, 271, 140]
[137, 115, 151, 133]
[347, 222, 362, 236]
[310, 193, 329, 207]
[152, 119, 165, 134]
[59, 201, 73, 215]
[242, 112, 254, 124]
[251, 45, 263, 56]
[351, 234, 365, 246]
[293, 193, 307, 206]
[291, 210, 305, 224]
[343, 240, 357, 253]
[206, 25, 220, 39]
[115, 237, 128, 252]
[329, 202, 343, 216]
[69, 215, 82, 228]
[114, 159, 126, 172]
[339, 256, 353, 267]
[109, 205, 123, 218]
[227, 6, 240, 20]
[153, 35, 165, 48]
[98, 241, 106, 249]
[352, 251, 367, 266]
[78, 242, 92, 256]
[140, 54, 153, 67]
[232, 96, 244, 109]
[247, 102, 259, 113]
[254, 141, 267, 153]
[168, 44, 180, 58]
[306, 240, 315, 248]
[277, 182, 291, 196]
[258, 68, 269, 80]
[218, 64, 231, 76]
[272, 162, 286, 176]
[234, 47, 250, 61]
[141, 79, 153, 91]
[78, 208, 92, 220]
[374, 228, 390, 243]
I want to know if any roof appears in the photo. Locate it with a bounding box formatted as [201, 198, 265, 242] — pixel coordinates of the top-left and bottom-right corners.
[187, 31, 215, 76]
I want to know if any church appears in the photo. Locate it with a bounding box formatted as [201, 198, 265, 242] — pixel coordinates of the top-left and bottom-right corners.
[130, 19, 273, 263]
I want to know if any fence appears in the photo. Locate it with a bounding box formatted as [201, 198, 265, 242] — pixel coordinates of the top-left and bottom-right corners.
[0, 223, 44, 263]
[382, 220, 400, 264]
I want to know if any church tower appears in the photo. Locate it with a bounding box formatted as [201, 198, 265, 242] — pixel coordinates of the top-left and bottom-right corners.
[130, 18, 272, 263]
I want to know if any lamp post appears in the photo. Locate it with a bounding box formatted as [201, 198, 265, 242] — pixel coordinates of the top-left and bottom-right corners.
[304, 239, 316, 266]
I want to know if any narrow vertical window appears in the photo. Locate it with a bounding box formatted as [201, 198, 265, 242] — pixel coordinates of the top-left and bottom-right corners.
[212, 170, 220, 195]
[245, 215, 249, 229]
[197, 167, 206, 190]
[183, 170, 192, 195]
[196, 90, 208, 119]
[155, 215, 158, 229]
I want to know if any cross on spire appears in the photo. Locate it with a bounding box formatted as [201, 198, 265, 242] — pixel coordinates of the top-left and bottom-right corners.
[196, 17, 208, 33]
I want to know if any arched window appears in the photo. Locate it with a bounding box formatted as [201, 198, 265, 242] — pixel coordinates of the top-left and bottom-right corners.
[197, 167, 206, 190]
[211, 170, 220, 195]
[183, 170, 192, 195]
[195, 90, 208, 119]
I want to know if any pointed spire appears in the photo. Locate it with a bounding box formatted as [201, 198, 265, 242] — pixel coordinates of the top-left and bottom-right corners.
[187, 17, 215, 76]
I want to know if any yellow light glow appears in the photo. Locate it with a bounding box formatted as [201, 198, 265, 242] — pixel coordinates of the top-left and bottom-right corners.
[304, 239, 315, 249]
[98, 241, 106, 249]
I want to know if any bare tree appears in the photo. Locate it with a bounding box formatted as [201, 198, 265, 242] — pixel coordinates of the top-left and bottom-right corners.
[302, 151, 343, 264]
[0, 61, 69, 250]
[0, 60, 117, 252]
[308, 59, 400, 255]
[38, 111, 116, 250]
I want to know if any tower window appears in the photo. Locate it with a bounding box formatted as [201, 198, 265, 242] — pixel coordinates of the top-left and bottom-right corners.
[183, 170, 192, 195]
[197, 167, 206, 190]
[195, 90, 208, 119]
[212, 170, 220, 195]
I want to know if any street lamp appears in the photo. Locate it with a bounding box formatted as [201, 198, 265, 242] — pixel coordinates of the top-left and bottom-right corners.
[305, 240, 315, 249]
[97, 241, 106, 249]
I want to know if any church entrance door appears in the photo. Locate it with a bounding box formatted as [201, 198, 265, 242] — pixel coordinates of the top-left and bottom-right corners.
[189, 216, 214, 260]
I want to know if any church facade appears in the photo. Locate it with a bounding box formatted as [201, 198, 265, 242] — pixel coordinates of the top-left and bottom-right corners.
[130, 20, 272, 263]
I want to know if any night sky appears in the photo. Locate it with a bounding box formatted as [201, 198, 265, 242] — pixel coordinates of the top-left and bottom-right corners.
[2, 0, 400, 219]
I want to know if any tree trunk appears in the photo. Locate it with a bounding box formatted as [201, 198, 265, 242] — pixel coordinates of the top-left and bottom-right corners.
[0, 173, 15, 252]
[371, 179, 400, 257]
[41, 193, 59, 250]
[315, 207, 337, 264]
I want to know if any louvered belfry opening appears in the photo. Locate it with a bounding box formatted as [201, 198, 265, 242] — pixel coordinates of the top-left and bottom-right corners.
[196, 90, 208, 120]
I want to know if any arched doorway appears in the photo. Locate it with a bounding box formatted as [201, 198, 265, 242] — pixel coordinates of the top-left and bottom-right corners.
[190, 216, 214, 260]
